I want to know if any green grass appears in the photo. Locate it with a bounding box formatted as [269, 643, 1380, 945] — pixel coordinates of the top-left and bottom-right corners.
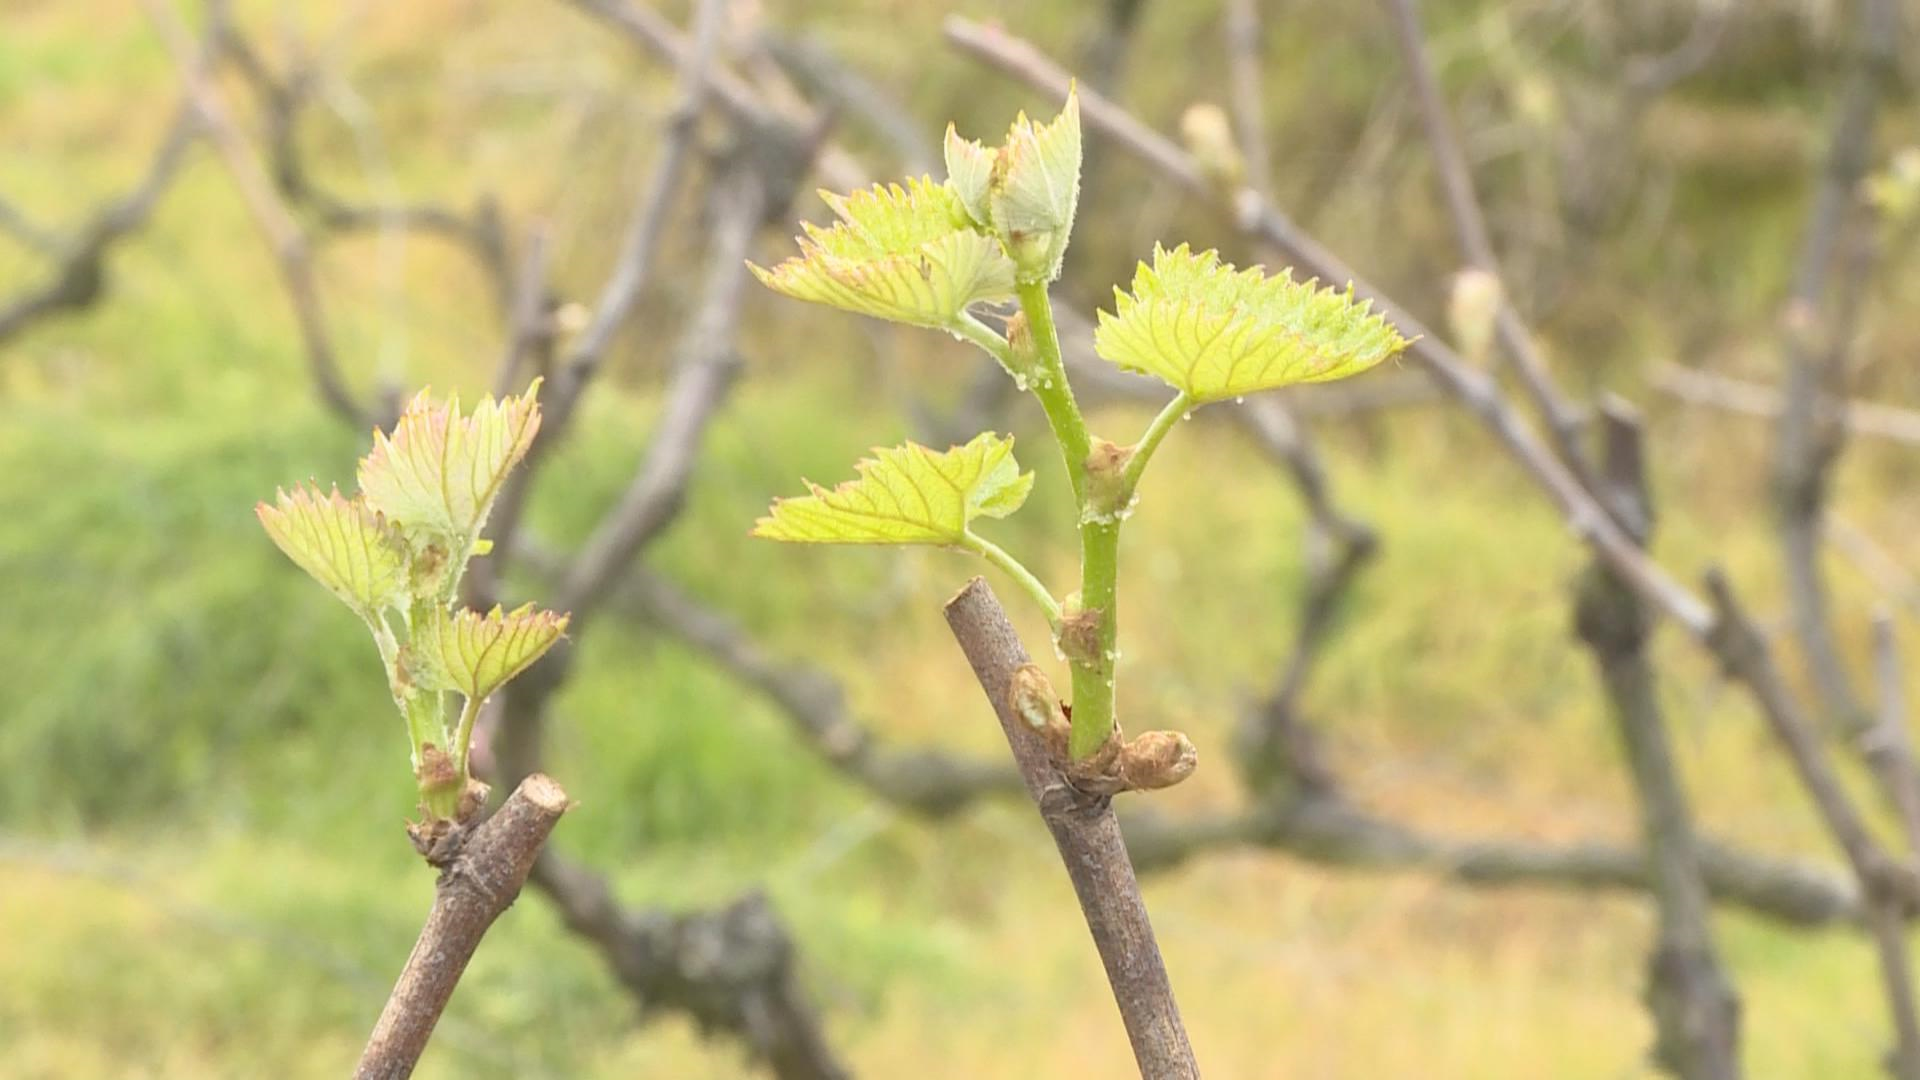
[3, 0, 1918, 1075]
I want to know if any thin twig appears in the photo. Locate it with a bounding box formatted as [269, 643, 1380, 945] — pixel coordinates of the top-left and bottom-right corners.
[1705, 571, 1920, 1077]
[482, 0, 728, 592]
[1229, 396, 1375, 798]
[1770, 0, 1901, 735]
[0, 104, 200, 349]
[355, 773, 569, 1080]
[1870, 612, 1920, 857]
[1222, 0, 1272, 198]
[555, 162, 763, 627]
[144, 0, 373, 427]
[755, 32, 937, 174]
[1381, 0, 1599, 497]
[588, 560, 1026, 812]
[945, 577, 1198, 1079]
[492, 222, 557, 398]
[217, 23, 514, 312]
[1654, 363, 1920, 447]
[1119, 795, 1861, 928]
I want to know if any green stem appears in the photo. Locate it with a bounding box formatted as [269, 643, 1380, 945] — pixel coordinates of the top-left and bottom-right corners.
[1123, 392, 1193, 495]
[963, 531, 1062, 622]
[1013, 279, 1092, 503]
[953, 311, 1017, 373]
[451, 693, 484, 780]
[1073, 516, 1121, 759]
[1009, 279, 1119, 758]
[403, 691, 444, 768]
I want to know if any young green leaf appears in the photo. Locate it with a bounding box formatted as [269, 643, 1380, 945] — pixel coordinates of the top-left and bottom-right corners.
[357, 381, 542, 544]
[754, 432, 1034, 545]
[419, 602, 570, 702]
[944, 125, 994, 227]
[986, 85, 1081, 282]
[1094, 244, 1407, 403]
[749, 178, 1016, 330]
[256, 485, 408, 620]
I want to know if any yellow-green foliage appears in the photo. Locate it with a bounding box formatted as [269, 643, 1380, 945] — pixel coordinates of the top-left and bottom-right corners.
[1096, 244, 1409, 402]
[750, 179, 1017, 329]
[754, 433, 1033, 545]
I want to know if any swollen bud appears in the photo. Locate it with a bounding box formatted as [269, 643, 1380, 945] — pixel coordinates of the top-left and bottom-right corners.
[986, 86, 1082, 283]
[1004, 311, 1042, 381]
[1083, 436, 1134, 521]
[1180, 102, 1244, 190]
[1447, 268, 1503, 365]
[1117, 730, 1198, 791]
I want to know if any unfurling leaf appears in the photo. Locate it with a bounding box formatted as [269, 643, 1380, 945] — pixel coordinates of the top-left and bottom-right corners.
[750, 178, 1016, 330]
[944, 125, 994, 227]
[420, 602, 569, 701]
[1094, 244, 1408, 403]
[754, 432, 1033, 546]
[256, 485, 408, 619]
[357, 381, 542, 545]
[985, 85, 1081, 282]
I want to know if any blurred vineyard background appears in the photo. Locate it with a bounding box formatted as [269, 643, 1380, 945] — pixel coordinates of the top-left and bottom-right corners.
[3, 0, 1919, 1076]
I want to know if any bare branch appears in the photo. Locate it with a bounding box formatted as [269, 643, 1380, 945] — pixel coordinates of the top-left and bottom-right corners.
[1573, 399, 1740, 1079]
[1704, 571, 1914, 903]
[0, 105, 199, 349]
[355, 774, 569, 1080]
[144, 0, 373, 427]
[555, 163, 762, 627]
[216, 23, 514, 310]
[1870, 613, 1920, 857]
[1120, 796, 1860, 928]
[1227, 396, 1376, 797]
[755, 32, 937, 174]
[1705, 569, 1920, 1076]
[550, 539, 1863, 929]
[1770, 0, 1902, 734]
[0, 194, 64, 256]
[609, 565, 1024, 813]
[1078, 0, 1148, 98]
[528, 852, 848, 1080]
[945, 578, 1197, 1078]
[1654, 363, 1920, 447]
[567, 0, 868, 193]
[492, 222, 557, 399]
[480, 0, 728, 595]
[1381, 0, 1599, 498]
[1222, 0, 1272, 198]
[1622, 1, 1734, 100]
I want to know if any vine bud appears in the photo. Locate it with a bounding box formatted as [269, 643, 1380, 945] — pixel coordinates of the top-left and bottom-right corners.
[1447, 268, 1502, 365]
[1180, 103, 1244, 190]
[986, 87, 1082, 283]
[1082, 437, 1134, 523]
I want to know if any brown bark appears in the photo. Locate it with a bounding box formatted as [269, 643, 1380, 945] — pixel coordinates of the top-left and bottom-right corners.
[355, 774, 570, 1079]
[945, 577, 1198, 1079]
[1574, 402, 1740, 1080]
